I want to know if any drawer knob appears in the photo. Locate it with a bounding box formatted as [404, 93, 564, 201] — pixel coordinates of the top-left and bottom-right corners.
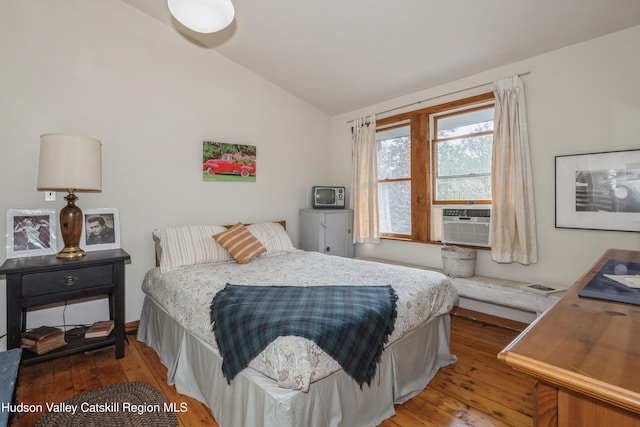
[63, 276, 78, 286]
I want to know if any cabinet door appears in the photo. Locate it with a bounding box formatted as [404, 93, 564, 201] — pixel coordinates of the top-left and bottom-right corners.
[324, 211, 354, 257]
[299, 210, 324, 252]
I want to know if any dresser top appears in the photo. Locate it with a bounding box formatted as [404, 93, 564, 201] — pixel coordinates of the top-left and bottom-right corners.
[498, 249, 640, 414]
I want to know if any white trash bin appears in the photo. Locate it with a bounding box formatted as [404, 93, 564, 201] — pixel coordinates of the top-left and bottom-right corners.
[441, 246, 477, 278]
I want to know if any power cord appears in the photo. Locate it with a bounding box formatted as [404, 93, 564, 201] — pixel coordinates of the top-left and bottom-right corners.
[63, 301, 67, 331]
[65, 325, 90, 337]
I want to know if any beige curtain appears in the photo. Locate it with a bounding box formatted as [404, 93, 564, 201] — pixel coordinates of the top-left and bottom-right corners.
[491, 76, 538, 264]
[350, 116, 380, 244]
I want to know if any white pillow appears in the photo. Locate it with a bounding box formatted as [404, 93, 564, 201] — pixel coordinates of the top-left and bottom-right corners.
[153, 225, 232, 273]
[246, 222, 296, 254]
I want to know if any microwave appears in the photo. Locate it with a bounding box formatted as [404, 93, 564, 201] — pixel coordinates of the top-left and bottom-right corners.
[312, 186, 345, 209]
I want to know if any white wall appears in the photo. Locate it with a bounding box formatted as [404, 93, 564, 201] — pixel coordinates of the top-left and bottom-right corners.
[331, 25, 640, 290]
[0, 1, 331, 348]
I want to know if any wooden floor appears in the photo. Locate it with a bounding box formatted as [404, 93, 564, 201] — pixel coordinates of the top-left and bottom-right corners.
[11, 314, 535, 426]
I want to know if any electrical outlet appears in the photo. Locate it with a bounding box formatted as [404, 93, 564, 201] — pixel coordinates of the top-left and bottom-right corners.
[44, 191, 56, 202]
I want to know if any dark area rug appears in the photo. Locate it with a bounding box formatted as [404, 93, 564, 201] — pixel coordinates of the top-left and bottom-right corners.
[35, 382, 178, 427]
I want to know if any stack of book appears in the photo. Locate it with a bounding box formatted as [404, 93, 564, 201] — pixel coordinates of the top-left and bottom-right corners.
[21, 326, 67, 355]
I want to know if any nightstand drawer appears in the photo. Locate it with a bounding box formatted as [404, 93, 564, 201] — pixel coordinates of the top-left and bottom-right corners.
[22, 265, 113, 297]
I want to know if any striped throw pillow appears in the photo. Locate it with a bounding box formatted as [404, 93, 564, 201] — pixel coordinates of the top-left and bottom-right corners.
[153, 225, 232, 273]
[213, 222, 267, 264]
[246, 222, 296, 254]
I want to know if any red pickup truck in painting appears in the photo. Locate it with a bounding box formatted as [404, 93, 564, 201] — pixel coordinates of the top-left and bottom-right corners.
[203, 153, 256, 177]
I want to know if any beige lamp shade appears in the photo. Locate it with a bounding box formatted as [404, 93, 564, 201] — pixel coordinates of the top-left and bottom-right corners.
[37, 133, 102, 192]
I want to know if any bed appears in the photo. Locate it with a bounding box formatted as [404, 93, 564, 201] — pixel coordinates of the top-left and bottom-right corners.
[137, 221, 458, 427]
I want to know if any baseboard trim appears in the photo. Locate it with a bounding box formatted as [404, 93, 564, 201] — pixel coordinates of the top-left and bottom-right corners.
[451, 306, 528, 332]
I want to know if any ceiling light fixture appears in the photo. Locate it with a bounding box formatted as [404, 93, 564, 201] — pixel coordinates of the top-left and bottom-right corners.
[167, 0, 235, 33]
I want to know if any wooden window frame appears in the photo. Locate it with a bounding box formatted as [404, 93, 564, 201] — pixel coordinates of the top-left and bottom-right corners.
[376, 92, 494, 243]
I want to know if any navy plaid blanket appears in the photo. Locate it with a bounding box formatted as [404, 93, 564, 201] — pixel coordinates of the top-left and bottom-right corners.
[210, 284, 398, 387]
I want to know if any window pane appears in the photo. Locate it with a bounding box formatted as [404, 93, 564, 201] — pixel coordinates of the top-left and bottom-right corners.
[377, 126, 410, 180]
[437, 108, 494, 138]
[378, 181, 411, 234]
[436, 134, 493, 177]
[434, 104, 494, 202]
[436, 175, 492, 201]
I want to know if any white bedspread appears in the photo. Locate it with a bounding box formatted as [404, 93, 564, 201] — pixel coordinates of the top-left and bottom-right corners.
[142, 250, 458, 391]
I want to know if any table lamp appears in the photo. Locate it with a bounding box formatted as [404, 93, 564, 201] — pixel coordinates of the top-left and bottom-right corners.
[37, 133, 102, 259]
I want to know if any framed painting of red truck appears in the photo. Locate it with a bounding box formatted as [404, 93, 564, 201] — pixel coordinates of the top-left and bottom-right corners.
[203, 142, 257, 182]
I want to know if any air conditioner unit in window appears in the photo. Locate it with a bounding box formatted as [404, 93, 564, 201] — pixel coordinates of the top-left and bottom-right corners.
[441, 206, 491, 247]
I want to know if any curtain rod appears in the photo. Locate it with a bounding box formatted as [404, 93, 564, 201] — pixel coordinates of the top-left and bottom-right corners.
[346, 71, 531, 124]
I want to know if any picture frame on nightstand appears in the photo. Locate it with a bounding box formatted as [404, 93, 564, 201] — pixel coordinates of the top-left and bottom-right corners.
[81, 208, 121, 252]
[6, 208, 57, 258]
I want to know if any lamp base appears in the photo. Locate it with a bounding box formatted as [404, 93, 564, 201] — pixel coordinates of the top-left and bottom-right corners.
[58, 191, 86, 259]
[57, 245, 86, 259]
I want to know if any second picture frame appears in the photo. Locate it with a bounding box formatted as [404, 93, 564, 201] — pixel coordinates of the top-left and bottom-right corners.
[81, 208, 121, 252]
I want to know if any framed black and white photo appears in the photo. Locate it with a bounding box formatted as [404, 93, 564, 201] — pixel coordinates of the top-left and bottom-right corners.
[555, 149, 640, 232]
[81, 208, 121, 252]
[6, 208, 57, 258]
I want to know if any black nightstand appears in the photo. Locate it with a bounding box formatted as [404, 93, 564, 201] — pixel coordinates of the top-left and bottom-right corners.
[0, 249, 130, 364]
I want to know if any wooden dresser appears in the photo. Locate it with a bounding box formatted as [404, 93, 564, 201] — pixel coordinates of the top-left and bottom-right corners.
[498, 249, 640, 426]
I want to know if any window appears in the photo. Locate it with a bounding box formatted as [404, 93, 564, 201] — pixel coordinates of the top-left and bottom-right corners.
[375, 93, 494, 242]
[433, 106, 494, 202]
[377, 124, 411, 236]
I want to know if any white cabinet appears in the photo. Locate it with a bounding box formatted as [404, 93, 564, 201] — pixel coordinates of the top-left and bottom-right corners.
[299, 209, 355, 258]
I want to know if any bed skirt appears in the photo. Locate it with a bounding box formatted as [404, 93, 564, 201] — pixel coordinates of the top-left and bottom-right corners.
[137, 295, 456, 427]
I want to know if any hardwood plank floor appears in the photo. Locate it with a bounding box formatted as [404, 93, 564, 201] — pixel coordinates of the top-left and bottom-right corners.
[10, 315, 535, 426]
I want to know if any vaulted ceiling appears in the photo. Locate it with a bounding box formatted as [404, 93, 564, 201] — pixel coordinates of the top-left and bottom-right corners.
[121, 0, 640, 115]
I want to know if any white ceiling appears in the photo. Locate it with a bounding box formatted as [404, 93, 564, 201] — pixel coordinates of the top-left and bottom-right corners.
[121, 0, 640, 115]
